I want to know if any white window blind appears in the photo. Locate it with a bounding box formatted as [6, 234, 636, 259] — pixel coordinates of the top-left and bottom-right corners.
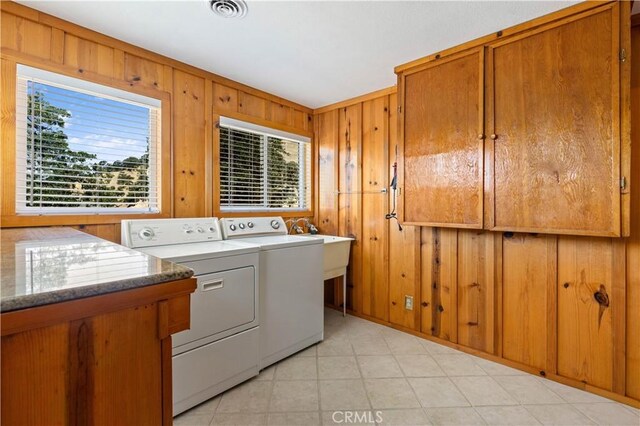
[15, 65, 162, 215]
[219, 117, 311, 211]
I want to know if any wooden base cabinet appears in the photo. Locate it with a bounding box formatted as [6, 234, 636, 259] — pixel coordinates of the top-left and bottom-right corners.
[1, 278, 196, 425]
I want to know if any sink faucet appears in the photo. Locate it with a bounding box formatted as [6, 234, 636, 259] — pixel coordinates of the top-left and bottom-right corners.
[301, 218, 319, 234]
[292, 218, 306, 234]
[285, 219, 304, 234]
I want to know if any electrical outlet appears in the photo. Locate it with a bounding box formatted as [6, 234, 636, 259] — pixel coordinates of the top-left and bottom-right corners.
[404, 295, 414, 310]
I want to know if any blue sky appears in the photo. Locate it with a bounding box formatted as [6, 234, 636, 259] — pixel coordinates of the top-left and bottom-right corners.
[32, 82, 151, 162]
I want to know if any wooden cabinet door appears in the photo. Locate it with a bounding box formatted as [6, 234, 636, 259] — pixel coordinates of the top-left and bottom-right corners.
[400, 48, 484, 228]
[486, 4, 622, 236]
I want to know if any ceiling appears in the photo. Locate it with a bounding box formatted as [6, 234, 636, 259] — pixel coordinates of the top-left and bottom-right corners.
[21, 0, 628, 109]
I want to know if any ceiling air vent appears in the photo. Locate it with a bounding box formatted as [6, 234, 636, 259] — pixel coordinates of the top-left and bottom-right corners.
[208, 0, 248, 18]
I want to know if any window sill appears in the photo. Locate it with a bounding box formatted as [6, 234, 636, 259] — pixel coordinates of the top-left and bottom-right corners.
[1, 212, 171, 228]
[216, 210, 313, 219]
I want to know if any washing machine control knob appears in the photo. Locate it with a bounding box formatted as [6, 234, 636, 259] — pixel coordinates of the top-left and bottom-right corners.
[229, 224, 237, 231]
[239, 223, 246, 230]
[138, 227, 155, 240]
[270, 220, 280, 229]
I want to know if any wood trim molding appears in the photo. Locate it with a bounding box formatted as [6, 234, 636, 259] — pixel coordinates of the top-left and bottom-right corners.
[394, 0, 616, 74]
[313, 86, 397, 114]
[216, 109, 314, 138]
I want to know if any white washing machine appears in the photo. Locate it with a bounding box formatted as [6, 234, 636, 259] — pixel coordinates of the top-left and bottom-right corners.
[121, 218, 260, 416]
[220, 217, 324, 369]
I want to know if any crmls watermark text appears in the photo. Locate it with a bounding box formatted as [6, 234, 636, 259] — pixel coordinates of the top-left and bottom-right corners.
[331, 410, 383, 424]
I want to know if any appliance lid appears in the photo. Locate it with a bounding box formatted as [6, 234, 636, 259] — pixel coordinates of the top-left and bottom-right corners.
[133, 240, 259, 263]
[236, 235, 323, 250]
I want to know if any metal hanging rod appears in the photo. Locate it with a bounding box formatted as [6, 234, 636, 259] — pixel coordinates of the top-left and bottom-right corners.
[334, 188, 388, 195]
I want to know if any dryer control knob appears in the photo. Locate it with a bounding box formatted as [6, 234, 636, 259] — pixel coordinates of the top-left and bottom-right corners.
[138, 227, 155, 240]
[229, 224, 237, 231]
[270, 220, 280, 229]
[247, 222, 254, 228]
[239, 223, 246, 230]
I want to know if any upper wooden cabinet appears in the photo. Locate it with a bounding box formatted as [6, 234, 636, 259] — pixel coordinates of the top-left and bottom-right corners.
[397, 1, 631, 237]
[486, 3, 625, 236]
[399, 48, 484, 228]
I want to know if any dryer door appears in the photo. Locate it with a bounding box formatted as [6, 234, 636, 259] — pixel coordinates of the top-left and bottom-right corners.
[173, 266, 256, 349]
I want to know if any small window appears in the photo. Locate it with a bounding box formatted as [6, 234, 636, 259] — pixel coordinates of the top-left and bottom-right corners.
[15, 65, 162, 215]
[219, 117, 311, 212]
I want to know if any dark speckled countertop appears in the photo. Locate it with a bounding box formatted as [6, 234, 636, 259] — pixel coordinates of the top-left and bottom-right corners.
[1, 227, 194, 313]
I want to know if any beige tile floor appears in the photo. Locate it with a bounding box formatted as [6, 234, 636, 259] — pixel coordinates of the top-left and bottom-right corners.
[175, 309, 640, 426]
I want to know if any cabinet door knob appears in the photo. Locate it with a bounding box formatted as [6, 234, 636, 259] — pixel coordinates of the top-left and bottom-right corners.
[490, 134, 498, 140]
[478, 134, 485, 140]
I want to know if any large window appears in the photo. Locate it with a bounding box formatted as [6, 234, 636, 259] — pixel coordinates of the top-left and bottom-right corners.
[15, 65, 162, 215]
[219, 117, 311, 211]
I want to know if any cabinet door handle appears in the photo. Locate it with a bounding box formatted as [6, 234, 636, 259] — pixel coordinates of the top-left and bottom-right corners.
[478, 134, 485, 140]
[490, 134, 498, 140]
[202, 279, 224, 291]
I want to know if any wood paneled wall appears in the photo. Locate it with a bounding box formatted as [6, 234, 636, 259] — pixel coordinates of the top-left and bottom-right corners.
[0, 2, 313, 243]
[314, 18, 640, 406]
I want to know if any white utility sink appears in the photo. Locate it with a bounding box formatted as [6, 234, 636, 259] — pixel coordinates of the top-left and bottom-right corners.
[307, 235, 354, 280]
[306, 234, 354, 316]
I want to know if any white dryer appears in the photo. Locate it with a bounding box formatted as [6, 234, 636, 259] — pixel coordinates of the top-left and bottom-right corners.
[121, 218, 260, 415]
[220, 217, 324, 369]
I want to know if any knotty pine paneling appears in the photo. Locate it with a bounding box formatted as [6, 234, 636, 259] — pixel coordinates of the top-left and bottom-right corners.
[420, 227, 458, 341]
[313, 6, 639, 407]
[316, 110, 339, 234]
[173, 70, 207, 218]
[1, 323, 70, 424]
[361, 97, 389, 320]
[269, 101, 293, 126]
[361, 193, 388, 321]
[123, 53, 167, 90]
[338, 104, 362, 312]
[238, 91, 267, 119]
[388, 93, 421, 330]
[213, 83, 239, 114]
[389, 224, 420, 329]
[501, 233, 557, 371]
[63, 34, 116, 78]
[558, 237, 616, 391]
[71, 224, 122, 244]
[456, 230, 495, 353]
[362, 97, 388, 192]
[1, 2, 313, 231]
[626, 20, 640, 401]
[1, 13, 52, 60]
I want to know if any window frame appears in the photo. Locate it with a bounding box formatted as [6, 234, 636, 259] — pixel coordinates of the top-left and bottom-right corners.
[214, 113, 315, 218]
[1, 59, 172, 227]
